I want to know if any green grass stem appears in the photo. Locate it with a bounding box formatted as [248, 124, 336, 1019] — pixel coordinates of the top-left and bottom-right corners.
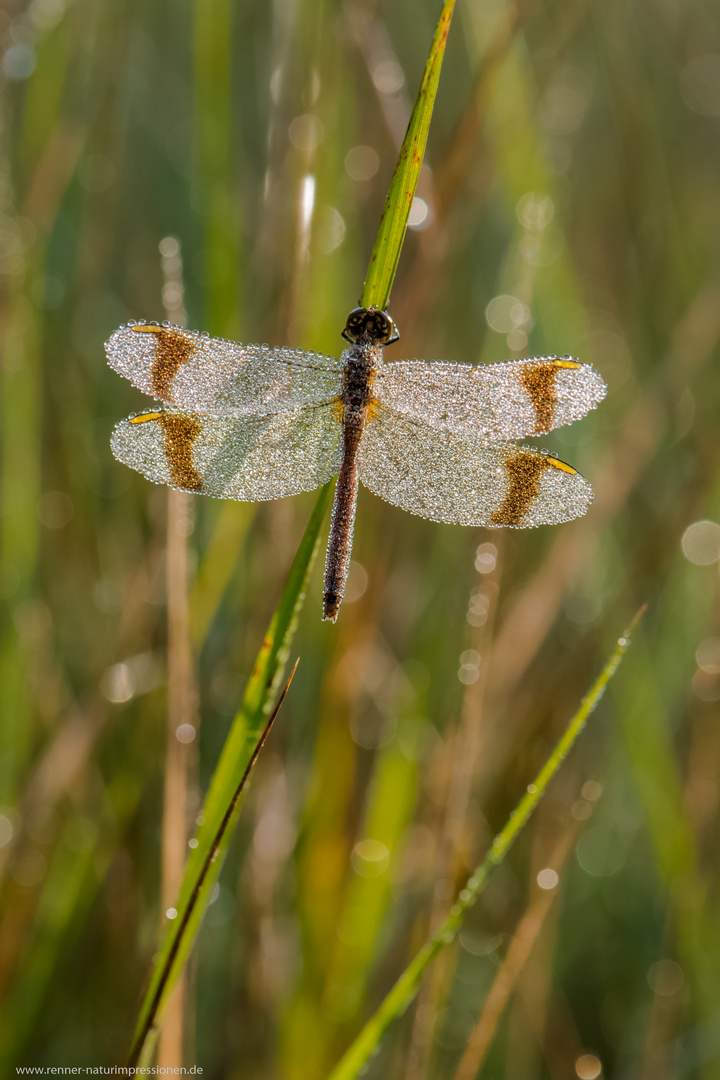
[361, 0, 456, 312]
[129, 660, 300, 1066]
[326, 607, 646, 1080]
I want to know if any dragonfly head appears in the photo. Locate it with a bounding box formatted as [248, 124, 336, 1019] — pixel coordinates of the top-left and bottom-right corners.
[342, 307, 399, 346]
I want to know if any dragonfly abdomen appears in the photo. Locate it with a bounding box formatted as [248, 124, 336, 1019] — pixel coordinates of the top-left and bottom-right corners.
[322, 345, 380, 621]
[323, 413, 364, 621]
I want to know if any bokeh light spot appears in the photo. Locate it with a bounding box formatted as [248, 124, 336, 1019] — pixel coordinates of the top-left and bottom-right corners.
[537, 868, 559, 889]
[37, 491, 74, 529]
[517, 192, 555, 230]
[696, 637, 720, 673]
[344, 560, 368, 604]
[0, 815, 13, 848]
[576, 827, 627, 877]
[692, 668, 720, 702]
[408, 197, 431, 229]
[12, 849, 47, 887]
[486, 294, 531, 334]
[507, 328, 528, 351]
[345, 145, 379, 181]
[2, 43, 37, 79]
[648, 959, 684, 996]
[475, 543, 497, 574]
[681, 520, 720, 564]
[288, 114, 324, 152]
[352, 839, 390, 877]
[315, 206, 346, 254]
[575, 1053, 602, 1079]
[581, 781, 602, 802]
[101, 663, 134, 703]
[372, 60, 404, 94]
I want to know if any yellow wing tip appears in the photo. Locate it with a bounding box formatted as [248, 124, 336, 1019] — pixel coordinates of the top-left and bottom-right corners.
[552, 359, 581, 370]
[131, 324, 164, 334]
[546, 456, 577, 475]
[129, 412, 163, 424]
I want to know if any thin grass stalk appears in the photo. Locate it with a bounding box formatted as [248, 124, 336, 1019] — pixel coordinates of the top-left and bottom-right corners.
[159, 239, 195, 1069]
[129, 660, 299, 1067]
[326, 608, 645, 1080]
[637, 909, 681, 1080]
[452, 821, 580, 1080]
[507, 784, 584, 1077]
[404, 542, 502, 1080]
[159, 490, 195, 1068]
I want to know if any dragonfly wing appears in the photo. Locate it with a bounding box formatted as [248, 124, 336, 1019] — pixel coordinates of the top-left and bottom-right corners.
[358, 405, 593, 527]
[376, 357, 606, 440]
[105, 323, 344, 414]
[111, 403, 343, 500]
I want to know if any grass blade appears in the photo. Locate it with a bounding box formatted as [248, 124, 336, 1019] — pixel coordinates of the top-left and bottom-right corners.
[129, 661, 299, 1066]
[361, 0, 457, 312]
[128, 483, 333, 1066]
[326, 607, 646, 1080]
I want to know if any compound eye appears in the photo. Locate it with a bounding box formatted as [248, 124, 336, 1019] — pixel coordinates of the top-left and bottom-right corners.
[342, 307, 368, 344]
[374, 311, 398, 345]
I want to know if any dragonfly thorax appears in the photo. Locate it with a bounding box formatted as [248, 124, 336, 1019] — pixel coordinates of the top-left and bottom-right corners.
[340, 345, 380, 417]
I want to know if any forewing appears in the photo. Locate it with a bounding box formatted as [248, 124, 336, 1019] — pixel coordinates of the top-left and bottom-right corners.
[111, 403, 343, 501]
[376, 357, 606, 440]
[358, 405, 593, 527]
[105, 323, 343, 414]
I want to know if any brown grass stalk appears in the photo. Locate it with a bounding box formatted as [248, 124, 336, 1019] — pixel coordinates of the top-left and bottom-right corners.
[404, 542, 502, 1080]
[453, 822, 580, 1080]
[158, 241, 196, 1070]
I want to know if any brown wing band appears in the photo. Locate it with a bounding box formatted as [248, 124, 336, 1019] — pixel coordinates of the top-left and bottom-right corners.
[132, 326, 196, 400]
[158, 413, 203, 492]
[519, 361, 562, 434]
[491, 451, 550, 526]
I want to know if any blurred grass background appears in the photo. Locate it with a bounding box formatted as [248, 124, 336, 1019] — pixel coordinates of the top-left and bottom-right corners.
[1, 0, 719, 1077]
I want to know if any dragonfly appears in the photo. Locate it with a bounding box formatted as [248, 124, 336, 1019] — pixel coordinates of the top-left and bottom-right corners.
[107, 307, 606, 621]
